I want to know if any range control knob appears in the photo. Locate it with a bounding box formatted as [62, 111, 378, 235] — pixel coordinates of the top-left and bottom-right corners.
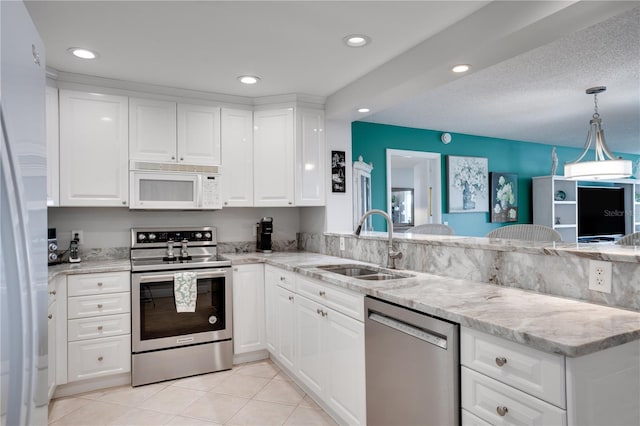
[138, 234, 146, 241]
[48, 253, 58, 262]
[148, 233, 156, 241]
[195, 233, 202, 239]
[204, 232, 211, 239]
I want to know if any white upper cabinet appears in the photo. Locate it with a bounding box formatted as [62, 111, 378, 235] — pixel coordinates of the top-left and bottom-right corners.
[129, 98, 177, 162]
[221, 108, 253, 206]
[177, 103, 221, 165]
[253, 108, 295, 207]
[59, 90, 129, 207]
[46, 85, 59, 207]
[130, 97, 221, 165]
[295, 108, 325, 206]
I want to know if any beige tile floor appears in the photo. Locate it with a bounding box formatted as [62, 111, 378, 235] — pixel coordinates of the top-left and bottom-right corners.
[49, 359, 337, 426]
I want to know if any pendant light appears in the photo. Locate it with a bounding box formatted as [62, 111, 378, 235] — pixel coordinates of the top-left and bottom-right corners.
[564, 86, 631, 180]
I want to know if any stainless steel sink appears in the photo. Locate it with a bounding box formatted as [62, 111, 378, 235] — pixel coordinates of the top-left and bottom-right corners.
[316, 264, 413, 281]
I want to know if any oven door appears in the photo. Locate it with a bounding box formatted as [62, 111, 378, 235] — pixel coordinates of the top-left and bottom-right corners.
[131, 267, 232, 353]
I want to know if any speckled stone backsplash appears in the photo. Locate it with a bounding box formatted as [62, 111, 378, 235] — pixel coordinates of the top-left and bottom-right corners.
[218, 239, 298, 254]
[299, 232, 640, 312]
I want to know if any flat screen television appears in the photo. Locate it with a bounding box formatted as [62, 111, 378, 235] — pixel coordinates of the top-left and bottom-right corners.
[578, 186, 626, 240]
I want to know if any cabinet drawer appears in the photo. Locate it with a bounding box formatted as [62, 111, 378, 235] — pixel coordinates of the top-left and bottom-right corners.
[462, 367, 566, 426]
[461, 326, 565, 408]
[68, 293, 130, 319]
[68, 271, 130, 296]
[68, 313, 131, 342]
[462, 408, 492, 426]
[296, 275, 364, 321]
[265, 265, 296, 292]
[68, 335, 131, 382]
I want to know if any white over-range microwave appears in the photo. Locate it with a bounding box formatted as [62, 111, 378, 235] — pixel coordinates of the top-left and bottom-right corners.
[130, 161, 222, 210]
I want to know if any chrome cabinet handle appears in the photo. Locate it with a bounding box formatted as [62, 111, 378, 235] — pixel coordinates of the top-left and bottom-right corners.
[49, 290, 56, 295]
[322, 310, 327, 317]
[122, 201, 127, 205]
[318, 291, 325, 296]
[495, 357, 507, 367]
[97, 326, 103, 331]
[280, 276, 286, 281]
[288, 296, 294, 301]
[180, 157, 184, 161]
[171, 156, 175, 160]
[317, 308, 322, 315]
[98, 356, 104, 362]
[97, 282, 103, 287]
[97, 304, 103, 308]
[48, 314, 53, 319]
[496, 406, 508, 416]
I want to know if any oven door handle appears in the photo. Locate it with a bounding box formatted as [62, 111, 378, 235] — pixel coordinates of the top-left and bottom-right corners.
[138, 270, 228, 283]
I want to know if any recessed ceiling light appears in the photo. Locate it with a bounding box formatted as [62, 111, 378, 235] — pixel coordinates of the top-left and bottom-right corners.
[357, 108, 370, 113]
[67, 47, 98, 59]
[452, 64, 471, 73]
[238, 75, 260, 85]
[344, 34, 371, 48]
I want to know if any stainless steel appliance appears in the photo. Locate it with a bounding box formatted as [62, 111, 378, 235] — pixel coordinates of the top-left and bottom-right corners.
[365, 296, 460, 425]
[129, 161, 222, 210]
[1, 1, 48, 423]
[256, 216, 273, 253]
[130, 226, 232, 386]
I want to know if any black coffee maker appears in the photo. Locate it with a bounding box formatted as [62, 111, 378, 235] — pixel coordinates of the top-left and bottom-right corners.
[257, 217, 273, 253]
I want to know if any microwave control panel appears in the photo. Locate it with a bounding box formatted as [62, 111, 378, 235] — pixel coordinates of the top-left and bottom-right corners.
[202, 175, 222, 209]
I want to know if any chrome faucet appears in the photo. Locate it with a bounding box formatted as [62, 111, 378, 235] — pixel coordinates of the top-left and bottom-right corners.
[354, 209, 403, 269]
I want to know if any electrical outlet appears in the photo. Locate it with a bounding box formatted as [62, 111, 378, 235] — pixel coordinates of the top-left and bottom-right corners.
[588, 260, 612, 293]
[339, 236, 345, 251]
[71, 230, 83, 245]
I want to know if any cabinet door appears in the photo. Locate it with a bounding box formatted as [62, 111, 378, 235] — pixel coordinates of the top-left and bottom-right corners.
[177, 104, 221, 165]
[46, 86, 59, 207]
[324, 309, 366, 425]
[129, 97, 177, 162]
[47, 299, 56, 401]
[295, 108, 325, 206]
[221, 108, 254, 207]
[67, 335, 131, 382]
[264, 266, 281, 355]
[276, 285, 296, 371]
[232, 264, 266, 355]
[253, 108, 295, 206]
[295, 294, 324, 396]
[59, 90, 129, 206]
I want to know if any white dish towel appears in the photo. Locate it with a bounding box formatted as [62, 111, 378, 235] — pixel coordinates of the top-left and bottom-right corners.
[174, 271, 197, 312]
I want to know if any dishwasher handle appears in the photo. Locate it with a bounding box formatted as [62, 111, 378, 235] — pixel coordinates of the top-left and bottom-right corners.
[368, 311, 448, 350]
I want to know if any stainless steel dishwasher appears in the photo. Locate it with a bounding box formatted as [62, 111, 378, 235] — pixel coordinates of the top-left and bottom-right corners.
[365, 296, 460, 425]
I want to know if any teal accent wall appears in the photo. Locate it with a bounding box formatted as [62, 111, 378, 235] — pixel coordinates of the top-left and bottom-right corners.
[352, 121, 639, 236]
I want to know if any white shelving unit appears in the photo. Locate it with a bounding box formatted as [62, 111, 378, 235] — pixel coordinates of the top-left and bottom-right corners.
[534, 176, 640, 242]
[533, 176, 578, 242]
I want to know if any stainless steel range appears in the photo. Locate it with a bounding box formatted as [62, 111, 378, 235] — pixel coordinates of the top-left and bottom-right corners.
[130, 226, 232, 386]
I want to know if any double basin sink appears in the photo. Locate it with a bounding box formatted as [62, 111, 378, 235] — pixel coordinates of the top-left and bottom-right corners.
[316, 264, 414, 281]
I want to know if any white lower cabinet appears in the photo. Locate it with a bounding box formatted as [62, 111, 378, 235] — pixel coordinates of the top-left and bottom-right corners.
[66, 271, 131, 383]
[461, 326, 640, 426]
[232, 264, 266, 355]
[264, 265, 366, 425]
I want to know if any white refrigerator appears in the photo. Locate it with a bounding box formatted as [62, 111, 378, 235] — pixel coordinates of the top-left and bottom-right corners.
[0, 1, 48, 425]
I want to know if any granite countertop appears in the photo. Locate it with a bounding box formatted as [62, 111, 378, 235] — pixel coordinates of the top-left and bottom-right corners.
[48, 259, 131, 280]
[224, 251, 640, 358]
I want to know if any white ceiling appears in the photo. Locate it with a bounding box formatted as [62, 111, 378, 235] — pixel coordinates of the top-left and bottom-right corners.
[25, 1, 640, 154]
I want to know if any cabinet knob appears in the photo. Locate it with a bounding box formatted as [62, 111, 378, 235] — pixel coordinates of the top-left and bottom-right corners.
[322, 310, 327, 317]
[224, 202, 228, 205]
[319, 291, 325, 296]
[122, 201, 127, 205]
[180, 157, 184, 161]
[97, 282, 103, 287]
[496, 406, 508, 417]
[97, 326, 103, 331]
[280, 276, 286, 281]
[97, 304, 103, 309]
[495, 357, 507, 367]
[48, 314, 53, 319]
[171, 156, 175, 160]
[317, 308, 322, 315]
[49, 290, 56, 295]
[288, 201, 292, 205]
[233, 268, 238, 272]
[98, 356, 104, 362]
[288, 296, 294, 301]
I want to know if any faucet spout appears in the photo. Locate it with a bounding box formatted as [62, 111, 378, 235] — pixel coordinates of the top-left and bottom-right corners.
[354, 209, 402, 269]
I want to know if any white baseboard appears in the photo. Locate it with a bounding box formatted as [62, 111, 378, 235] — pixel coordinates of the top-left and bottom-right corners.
[233, 349, 269, 365]
[52, 373, 130, 399]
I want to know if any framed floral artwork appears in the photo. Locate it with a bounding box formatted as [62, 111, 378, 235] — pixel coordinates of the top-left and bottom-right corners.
[490, 172, 518, 222]
[446, 155, 488, 213]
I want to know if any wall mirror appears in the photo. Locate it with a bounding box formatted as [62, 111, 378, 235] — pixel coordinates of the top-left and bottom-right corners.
[386, 149, 442, 230]
[391, 188, 414, 230]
